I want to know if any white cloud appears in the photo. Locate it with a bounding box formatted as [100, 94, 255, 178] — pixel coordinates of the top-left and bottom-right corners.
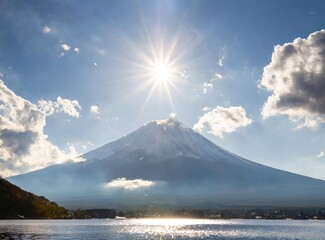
[93, 62, 98, 67]
[65, 142, 85, 161]
[89, 106, 119, 122]
[169, 112, 176, 119]
[178, 70, 189, 80]
[61, 43, 71, 51]
[38, 96, 81, 118]
[74, 48, 80, 54]
[67, 141, 94, 155]
[213, 72, 223, 80]
[104, 178, 155, 190]
[194, 106, 253, 138]
[89, 105, 100, 118]
[260, 30, 325, 129]
[317, 151, 325, 158]
[90, 105, 100, 114]
[203, 107, 210, 112]
[42, 26, 51, 34]
[65, 141, 92, 159]
[218, 56, 225, 67]
[203, 82, 213, 94]
[0, 80, 82, 177]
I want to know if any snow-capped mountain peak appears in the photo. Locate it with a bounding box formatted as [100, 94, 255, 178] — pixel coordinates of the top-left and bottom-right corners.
[83, 118, 243, 164]
[83, 118, 196, 161]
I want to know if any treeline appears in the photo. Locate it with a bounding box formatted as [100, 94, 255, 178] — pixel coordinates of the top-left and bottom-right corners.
[71, 209, 116, 219]
[115, 207, 325, 220]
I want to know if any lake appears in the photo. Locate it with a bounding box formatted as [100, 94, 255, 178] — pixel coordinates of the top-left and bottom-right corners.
[0, 219, 324, 239]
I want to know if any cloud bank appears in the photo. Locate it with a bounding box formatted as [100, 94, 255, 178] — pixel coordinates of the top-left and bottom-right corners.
[104, 178, 155, 190]
[194, 106, 252, 137]
[0, 80, 82, 177]
[260, 30, 325, 129]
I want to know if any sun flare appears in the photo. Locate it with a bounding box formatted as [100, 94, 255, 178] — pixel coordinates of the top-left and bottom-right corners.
[152, 63, 172, 83]
[122, 24, 192, 118]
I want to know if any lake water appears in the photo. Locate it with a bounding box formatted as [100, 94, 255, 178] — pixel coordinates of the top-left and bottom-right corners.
[0, 219, 324, 239]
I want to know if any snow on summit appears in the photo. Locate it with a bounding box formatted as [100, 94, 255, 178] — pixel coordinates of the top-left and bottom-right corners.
[153, 117, 186, 127]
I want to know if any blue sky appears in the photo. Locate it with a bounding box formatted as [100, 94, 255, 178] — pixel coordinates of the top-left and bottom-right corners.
[1, 0, 325, 179]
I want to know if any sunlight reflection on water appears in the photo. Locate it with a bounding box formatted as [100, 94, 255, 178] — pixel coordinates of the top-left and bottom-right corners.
[112, 218, 232, 239]
[109, 218, 325, 239]
[0, 219, 324, 239]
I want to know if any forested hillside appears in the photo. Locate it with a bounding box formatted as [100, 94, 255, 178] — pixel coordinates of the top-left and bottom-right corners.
[0, 178, 67, 219]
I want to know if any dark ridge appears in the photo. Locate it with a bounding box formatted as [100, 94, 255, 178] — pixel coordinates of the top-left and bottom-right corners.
[0, 177, 67, 219]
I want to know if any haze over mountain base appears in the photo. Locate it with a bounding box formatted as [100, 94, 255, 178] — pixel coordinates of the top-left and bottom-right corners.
[9, 118, 325, 209]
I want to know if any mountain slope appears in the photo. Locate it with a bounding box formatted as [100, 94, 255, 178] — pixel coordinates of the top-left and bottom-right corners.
[0, 178, 67, 219]
[9, 118, 325, 208]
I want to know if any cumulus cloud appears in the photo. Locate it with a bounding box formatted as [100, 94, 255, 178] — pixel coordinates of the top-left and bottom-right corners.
[38, 97, 81, 118]
[61, 43, 71, 51]
[169, 112, 176, 119]
[104, 178, 155, 190]
[260, 30, 325, 129]
[194, 106, 253, 138]
[203, 82, 213, 94]
[0, 80, 82, 177]
[0, 130, 37, 157]
[42, 26, 51, 34]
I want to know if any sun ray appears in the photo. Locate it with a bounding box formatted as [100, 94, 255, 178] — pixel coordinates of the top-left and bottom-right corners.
[137, 79, 160, 119]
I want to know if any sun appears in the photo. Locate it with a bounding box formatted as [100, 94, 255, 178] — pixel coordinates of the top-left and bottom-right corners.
[119, 23, 191, 116]
[152, 63, 172, 83]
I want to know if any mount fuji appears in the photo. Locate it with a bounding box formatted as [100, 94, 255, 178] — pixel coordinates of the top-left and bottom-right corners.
[9, 118, 325, 208]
